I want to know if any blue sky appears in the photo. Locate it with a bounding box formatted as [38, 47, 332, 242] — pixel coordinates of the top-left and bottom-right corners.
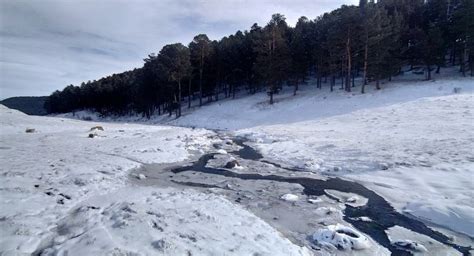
[0, 0, 357, 99]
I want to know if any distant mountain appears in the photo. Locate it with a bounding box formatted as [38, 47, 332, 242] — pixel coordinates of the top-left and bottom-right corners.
[0, 96, 48, 116]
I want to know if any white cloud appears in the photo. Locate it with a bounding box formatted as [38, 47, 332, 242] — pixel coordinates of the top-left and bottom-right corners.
[0, 0, 357, 99]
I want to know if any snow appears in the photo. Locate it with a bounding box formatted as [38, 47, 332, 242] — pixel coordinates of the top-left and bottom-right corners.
[242, 91, 474, 236]
[325, 190, 368, 207]
[311, 223, 371, 251]
[386, 226, 462, 255]
[280, 193, 300, 202]
[152, 75, 473, 238]
[2, 71, 473, 254]
[0, 105, 311, 255]
[216, 148, 228, 154]
[32, 188, 311, 256]
[170, 74, 474, 130]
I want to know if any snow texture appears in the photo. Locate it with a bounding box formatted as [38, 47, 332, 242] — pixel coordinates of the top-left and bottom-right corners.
[164, 74, 474, 238]
[0, 105, 310, 255]
[311, 223, 371, 251]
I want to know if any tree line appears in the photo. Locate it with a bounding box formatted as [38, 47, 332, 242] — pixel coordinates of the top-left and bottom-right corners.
[46, 0, 474, 117]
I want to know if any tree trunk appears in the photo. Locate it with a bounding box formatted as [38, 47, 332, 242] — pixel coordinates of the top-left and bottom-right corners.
[451, 43, 456, 66]
[177, 80, 182, 117]
[232, 83, 236, 99]
[188, 78, 192, 109]
[317, 74, 321, 89]
[361, 81, 366, 94]
[427, 64, 432, 80]
[330, 76, 335, 92]
[269, 90, 274, 104]
[340, 57, 345, 90]
[352, 71, 355, 87]
[293, 78, 298, 96]
[199, 68, 203, 106]
[346, 33, 351, 92]
[376, 77, 381, 90]
[199, 45, 205, 106]
[363, 28, 369, 86]
[470, 54, 474, 76]
[461, 41, 467, 77]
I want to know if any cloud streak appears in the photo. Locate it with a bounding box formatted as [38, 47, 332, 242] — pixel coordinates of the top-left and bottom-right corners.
[0, 0, 357, 99]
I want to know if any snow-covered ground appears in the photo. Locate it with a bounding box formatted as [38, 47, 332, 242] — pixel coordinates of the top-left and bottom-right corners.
[0, 106, 311, 255]
[170, 75, 474, 239]
[2, 71, 473, 255]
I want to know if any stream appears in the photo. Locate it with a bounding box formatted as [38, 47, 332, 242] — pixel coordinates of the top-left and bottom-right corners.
[142, 136, 472, 255]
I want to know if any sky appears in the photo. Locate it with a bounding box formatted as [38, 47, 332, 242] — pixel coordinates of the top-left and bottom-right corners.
[0, 0, 358, 99]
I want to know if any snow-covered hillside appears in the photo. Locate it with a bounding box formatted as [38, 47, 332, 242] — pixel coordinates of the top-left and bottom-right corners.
[171, 76, 474, 239]
[0, 106, 311, 255]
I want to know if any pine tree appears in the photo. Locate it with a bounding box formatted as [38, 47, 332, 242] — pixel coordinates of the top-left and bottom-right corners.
[156, 43, 191, 117]
[189, 34, 211, 106]
[289, 16, 312, 95]
[360, 0, 370, 93]
[253, 14, 291, 104]
[451, 0, 474, 76]
[366, 6, 396, 89]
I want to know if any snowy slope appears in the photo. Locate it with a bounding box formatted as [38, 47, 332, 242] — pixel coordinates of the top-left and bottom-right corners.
[170, 76, 473, 130]
[0, 106, 311, 255]
[165, 76, 474, 238]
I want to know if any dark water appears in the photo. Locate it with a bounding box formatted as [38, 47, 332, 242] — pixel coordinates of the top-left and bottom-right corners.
[172, 138, 471, 255]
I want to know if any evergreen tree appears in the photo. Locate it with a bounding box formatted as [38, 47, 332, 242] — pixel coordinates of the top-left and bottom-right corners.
[189, 34, 211, 106]
[451, 0, 474, 76]
[366, 5, 397, 89]
[254, 14, 291, 104]
[156, 43, 191, 117]
[289, 16, 312, 95]
[46, 0, 473, 116]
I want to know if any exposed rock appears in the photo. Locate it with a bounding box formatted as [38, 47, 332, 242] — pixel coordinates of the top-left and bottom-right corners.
[25, 128, 35, 133]
[90, 126, 104, 131]
[392, 240, 428, 253]
[224, 160, 239, 168]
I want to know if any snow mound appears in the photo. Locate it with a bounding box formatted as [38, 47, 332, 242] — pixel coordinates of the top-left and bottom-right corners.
[311, 224, 371, 251]
[216, 149, 228, 154]
[280, 193, 299, 202]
